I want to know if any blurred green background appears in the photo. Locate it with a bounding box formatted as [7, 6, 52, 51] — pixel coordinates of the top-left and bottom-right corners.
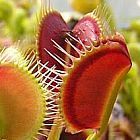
[0, 0, 140, 139]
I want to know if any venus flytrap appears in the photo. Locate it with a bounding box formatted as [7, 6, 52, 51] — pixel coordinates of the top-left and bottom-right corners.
[36, 1, 132, 140]
[0, 46, 61, 140]
[0, 1, 132, 140]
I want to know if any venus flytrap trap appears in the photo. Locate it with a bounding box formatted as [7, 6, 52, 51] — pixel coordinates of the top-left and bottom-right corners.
[0, 46, 62, 140]
[36, 1, 132, 140]
[59, 6, 132, 136]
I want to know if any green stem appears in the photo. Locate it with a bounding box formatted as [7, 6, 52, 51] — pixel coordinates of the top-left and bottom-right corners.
[86, 132, 99, 140]
[47, 120, 62, 140]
